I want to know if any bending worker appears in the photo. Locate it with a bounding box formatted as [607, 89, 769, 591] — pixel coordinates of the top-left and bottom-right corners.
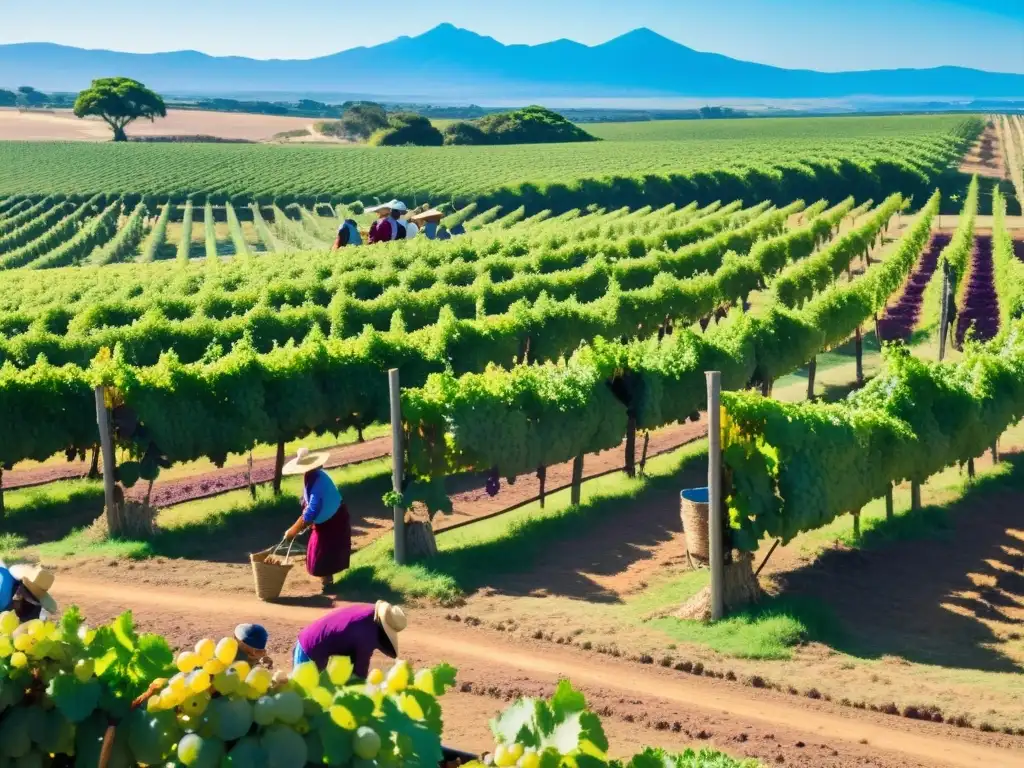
[293, 601, 407, 677]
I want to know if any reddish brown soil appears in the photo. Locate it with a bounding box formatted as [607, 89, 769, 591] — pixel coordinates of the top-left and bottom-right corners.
[877, 234, 948, 342]
[53, 578, 1024, 768]
[958, 124, 1006, 180]
[2, 438, 389, 494]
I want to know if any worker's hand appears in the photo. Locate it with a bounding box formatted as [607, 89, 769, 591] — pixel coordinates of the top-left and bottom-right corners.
[284, 523, 303, 540]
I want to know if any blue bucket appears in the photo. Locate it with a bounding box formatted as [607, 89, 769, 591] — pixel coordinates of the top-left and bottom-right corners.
[680, 487, 709, 505]
[679, 486, 710, 562]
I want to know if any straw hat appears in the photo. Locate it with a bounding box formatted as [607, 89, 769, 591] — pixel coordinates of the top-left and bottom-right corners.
[387, 200, 408, 213]
[9, 564, 58, 614]
[366, 203, 392, 214]
[282, 447, 330, 477]
[375, 600, 407, 655]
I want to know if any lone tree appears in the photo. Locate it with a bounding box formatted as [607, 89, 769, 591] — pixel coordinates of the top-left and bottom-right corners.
[73, 77, 166, 141]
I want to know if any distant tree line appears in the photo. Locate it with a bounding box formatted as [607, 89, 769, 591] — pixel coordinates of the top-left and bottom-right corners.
[0, 86, 76, 108]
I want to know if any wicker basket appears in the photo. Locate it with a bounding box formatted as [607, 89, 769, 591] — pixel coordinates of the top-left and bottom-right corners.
[250, 538, 296, 601]
[680, 487, 710, 566]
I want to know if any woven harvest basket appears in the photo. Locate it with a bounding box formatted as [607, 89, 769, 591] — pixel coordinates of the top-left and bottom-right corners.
[680, 487, 710, 565]
[250, 538, 296, 601]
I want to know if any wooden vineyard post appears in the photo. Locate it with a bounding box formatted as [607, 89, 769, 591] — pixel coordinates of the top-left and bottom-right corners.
[388, 369, 407, 566]
[94, 386, 120, 535]
[639, 431, 650, 476]
[807, 357, 817, 401]
[537, 466, 547, 508]
[967, 458, 976, 481]
[855, 326, 864, 386]
[706, 371, 724, 621]
[570, 454, 584, 507]
[991, 441, 999, 464]
[89, 444, 101, 479]
[885, 485, 894, 521]
[272, 441, 285, 495]
[853, 510, 861, 538]
[624, 413, 637, 478]
[939, 263, 951, 361]
[910, 481, 922, 511]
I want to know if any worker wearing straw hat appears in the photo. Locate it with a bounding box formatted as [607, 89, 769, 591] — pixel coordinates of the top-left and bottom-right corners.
[282, 448, 352, 591]
[0, 562, 58, 621]
[293, 601, 407, 676]
[367, 202, 395, 243]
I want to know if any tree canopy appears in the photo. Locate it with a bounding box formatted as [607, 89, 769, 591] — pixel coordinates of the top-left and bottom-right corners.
[0, 89, 16, 107]
[444, 106, 597, 146]
[369, 113, 444, 147]
[73, 77, 167, 142]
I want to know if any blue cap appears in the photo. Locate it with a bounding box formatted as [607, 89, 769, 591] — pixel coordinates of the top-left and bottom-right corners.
[235, 623, 269, 651]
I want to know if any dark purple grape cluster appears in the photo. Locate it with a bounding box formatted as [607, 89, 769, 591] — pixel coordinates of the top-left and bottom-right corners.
[485, 468, 500, 497]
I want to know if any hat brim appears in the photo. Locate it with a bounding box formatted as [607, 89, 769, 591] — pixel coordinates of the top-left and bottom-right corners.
[366, 204, 392, 213]
[9, 566, 58, 615]
[375, 601, 400, 656]
[282, 453, 330, 476]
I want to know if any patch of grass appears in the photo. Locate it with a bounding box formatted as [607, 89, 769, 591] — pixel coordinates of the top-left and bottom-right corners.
[336, 442, 709, 604]
[650, 596, 843, 661]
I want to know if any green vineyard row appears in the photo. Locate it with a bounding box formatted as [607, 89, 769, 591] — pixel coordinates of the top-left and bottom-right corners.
[0, 116, 979, 215]
[0, 200, 801, 366]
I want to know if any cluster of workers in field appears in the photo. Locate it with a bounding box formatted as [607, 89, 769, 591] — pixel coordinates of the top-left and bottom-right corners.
[0, 446, 406, 676]
[333, 199, 466, 248]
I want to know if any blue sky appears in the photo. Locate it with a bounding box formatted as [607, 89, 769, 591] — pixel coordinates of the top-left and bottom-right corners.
[3, 0, 1022, 73]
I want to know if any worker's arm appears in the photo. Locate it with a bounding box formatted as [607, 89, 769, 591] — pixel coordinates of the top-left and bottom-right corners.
[285, 514, 307, 540]
[353, 644, 373, 681]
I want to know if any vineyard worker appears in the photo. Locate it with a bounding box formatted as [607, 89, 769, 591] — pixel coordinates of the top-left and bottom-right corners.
[234, 623, 273, 668]
[282, 448, 352, 591]
[367, 203, 395, 244]
[0, 563, 58, 622]
[387, 200, 409, 239]
[293, 600, 407, 676]
[333, 219, 362, 249]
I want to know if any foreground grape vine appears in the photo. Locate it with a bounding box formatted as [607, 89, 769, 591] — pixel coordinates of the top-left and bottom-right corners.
[0, 609, 756, 767]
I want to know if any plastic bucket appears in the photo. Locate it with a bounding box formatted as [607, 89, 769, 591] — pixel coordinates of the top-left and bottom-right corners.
[680, 487, 710, 564]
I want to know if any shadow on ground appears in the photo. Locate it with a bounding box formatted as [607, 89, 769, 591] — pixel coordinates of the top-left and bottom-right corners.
[773, 451, 1024, 673]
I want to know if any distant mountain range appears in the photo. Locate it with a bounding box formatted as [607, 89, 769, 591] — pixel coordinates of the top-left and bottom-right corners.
[2, 24, 1023, 101]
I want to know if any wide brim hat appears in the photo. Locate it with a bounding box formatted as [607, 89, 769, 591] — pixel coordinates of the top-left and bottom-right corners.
[366, 203, 393, 213]
[9, 564, 58, 614]
[282, 447, 330, 476]
[375, 600, 407, 656]
[387, 200, 408, 213]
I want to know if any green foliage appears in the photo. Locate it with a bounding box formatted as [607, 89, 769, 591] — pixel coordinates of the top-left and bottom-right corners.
[319, 102, 389, 141]
[93, 200, 148, 266]
[369, 113, 444, 147]
[72, 77, 167, 142]
[723, 319, 1024, 550]
[444, 106, 598, 146]
[0, 611, 757, 767]
[989, 187, 1024, 324]
[0, 115, 980, 212]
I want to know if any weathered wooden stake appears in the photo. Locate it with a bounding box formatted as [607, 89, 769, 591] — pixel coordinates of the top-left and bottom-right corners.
[967, 458, 976, 481]
[855, 326, 864, 386]
[570, 454, 584, 506]
[537, 465, 547, 508]
[807, 357, 817, 401]
[706, 371, 724, 621]
[272, 441, 285, 495]
[88, 444, 101, 479]
[639, 431, 650, 476]
[853, 510, 861, 538]
[94, 386, 119, 535]
[885, 485, 894, 521]
[911, 480, 922, 511]
[991, 441, 999, 464]
[388, 369, 407, 566]
[624, 414, 637, 478]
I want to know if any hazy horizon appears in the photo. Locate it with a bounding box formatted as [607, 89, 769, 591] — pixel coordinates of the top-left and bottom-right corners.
[2, 0, 1023, 75]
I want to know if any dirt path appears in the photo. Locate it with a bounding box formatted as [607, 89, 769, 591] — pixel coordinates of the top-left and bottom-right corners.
[51, 577, 1024, 768]
[958, 122, 1006, 180]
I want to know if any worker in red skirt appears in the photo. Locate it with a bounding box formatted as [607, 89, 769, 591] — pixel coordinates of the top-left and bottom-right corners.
[283, 448, 351, 591]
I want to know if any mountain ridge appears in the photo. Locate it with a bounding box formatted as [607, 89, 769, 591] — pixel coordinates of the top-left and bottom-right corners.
[1, 24, 1022, 100]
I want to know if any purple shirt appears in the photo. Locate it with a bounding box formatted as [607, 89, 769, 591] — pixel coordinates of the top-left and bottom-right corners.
[368, 219, 393, 244]
[297, 604, 380, 675]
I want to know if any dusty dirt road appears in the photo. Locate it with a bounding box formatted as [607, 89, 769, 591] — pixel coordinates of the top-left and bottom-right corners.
[52, 578, 1024, 768]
